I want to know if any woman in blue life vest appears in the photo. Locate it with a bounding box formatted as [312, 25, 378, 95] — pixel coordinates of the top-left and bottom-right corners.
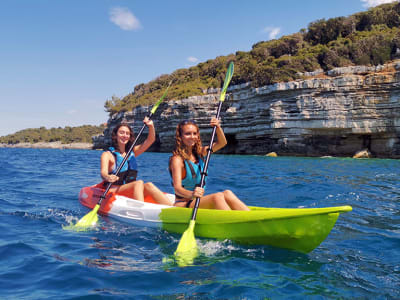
[169, 118, 249, 210]
[100, 118, 171, 205]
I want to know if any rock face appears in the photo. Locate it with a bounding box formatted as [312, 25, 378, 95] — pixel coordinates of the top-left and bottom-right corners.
[94, 60, 400, 158]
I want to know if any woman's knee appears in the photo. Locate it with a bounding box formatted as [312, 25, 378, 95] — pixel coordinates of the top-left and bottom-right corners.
[210, 192, 231, 210]
[144, 182, 158, 192]
[134, 180, 144, 188]
[223, 190, 234, 197]
[144, 182, 154, 189]
[213, 192, 225, 203]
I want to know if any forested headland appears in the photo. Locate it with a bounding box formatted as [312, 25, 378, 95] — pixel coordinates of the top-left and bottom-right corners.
[0, 125, 106, 145]
[104, 2, 400, 115]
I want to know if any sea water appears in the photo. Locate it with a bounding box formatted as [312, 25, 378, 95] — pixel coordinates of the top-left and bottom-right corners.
[0, 148, 399, 299]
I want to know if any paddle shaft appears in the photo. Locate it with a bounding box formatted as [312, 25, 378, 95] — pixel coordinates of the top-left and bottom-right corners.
[190, 100, 224, 220]
[98, 112, 155, 205]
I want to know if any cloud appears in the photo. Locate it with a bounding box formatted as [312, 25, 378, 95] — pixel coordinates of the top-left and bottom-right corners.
[109, 7, 142, 31]
[262, 26, 281, 39]
[67, 109, 77, 115]
[187, 56, 199, 63]
[361, 0, 397, 7]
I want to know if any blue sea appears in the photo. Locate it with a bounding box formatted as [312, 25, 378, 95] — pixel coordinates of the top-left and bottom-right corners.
[0, 148, 399, 299]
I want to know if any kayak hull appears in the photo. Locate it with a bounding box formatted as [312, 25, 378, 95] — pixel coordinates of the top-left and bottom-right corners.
[161, 208, 343, 253]
[79, 184, 352, 253]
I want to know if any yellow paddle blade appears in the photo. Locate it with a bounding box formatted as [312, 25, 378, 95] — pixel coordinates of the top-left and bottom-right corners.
[63, 204, 100, 231]
[174, 220, 199, 266]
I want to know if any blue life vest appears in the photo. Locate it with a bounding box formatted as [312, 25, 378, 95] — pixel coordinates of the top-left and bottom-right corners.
[181, 158, 205, 191]
[109, 147, 138, 185]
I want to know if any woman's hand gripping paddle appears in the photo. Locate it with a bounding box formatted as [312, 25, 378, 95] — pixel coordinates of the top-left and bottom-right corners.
[174, 62, 234, 266]
[65, 82, 172, 231]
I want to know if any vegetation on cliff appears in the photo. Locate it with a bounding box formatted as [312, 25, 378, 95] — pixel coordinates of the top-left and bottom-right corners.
[0, 124, 106, 145]
[104, 2, 400, 115]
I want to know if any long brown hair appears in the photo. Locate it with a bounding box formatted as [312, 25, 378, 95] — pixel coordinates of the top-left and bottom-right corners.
[111, 122, 135, 153]
[172, 120, 203, 161]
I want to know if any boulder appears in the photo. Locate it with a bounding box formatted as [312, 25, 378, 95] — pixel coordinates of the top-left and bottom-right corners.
[353, 149, 371, 159]
[266, 152, 278, 157]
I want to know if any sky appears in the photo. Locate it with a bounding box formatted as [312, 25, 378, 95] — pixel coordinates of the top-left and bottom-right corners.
[0, 0, 397, 136]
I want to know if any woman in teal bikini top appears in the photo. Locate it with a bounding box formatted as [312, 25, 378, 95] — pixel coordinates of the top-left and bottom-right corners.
[169, 119, 249, 211]
[173, 158, 205, 207]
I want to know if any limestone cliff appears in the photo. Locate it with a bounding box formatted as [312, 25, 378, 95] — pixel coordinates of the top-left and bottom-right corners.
[94, 60, 400, 158]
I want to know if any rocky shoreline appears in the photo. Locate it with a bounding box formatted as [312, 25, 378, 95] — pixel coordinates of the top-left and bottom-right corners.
[0, 141, 373, 158]
[0, 141, 93, 150]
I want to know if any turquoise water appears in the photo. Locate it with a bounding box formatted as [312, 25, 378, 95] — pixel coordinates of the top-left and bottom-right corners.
[0, 148, 399, 299]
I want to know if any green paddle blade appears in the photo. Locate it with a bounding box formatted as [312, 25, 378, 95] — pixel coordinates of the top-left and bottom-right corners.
[174, 220, 199, 266]
[150, 81, 172, 114]
[64, 204, 100, 231]
[219, 61, 234, 102]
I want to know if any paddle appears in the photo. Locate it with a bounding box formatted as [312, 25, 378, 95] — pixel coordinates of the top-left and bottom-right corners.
[69, 82, 172, 230]
[174, 61, 234, 265]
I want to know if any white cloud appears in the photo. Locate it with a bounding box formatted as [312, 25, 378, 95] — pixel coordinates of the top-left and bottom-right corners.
[187, 56, 198, 63]
[361, 0, 397, 7]
[262, 26, 281, 39]
[67, 109, 77, 115]
[109, 7, 142, 31]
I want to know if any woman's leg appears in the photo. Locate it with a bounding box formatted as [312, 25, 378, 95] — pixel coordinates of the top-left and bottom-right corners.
[131, 180, 145, 201]
[114, 180, 145, 201]
[144, 182, 172, 205]
[223, 190, 250, 211]
[188, 192, 231, 210]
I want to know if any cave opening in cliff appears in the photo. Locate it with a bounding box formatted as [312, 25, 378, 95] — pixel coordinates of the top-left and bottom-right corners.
[225, 134, 238, 153]
[150, 134, 162, 152]
[362, 134, 371, 150]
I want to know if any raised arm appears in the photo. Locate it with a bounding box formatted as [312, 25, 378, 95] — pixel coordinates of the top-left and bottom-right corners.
[202, 117, 227, 156]
[133, 116, 156, 157]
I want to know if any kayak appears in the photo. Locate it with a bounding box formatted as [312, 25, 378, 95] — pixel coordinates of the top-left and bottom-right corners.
[79, 183, 352, 253]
